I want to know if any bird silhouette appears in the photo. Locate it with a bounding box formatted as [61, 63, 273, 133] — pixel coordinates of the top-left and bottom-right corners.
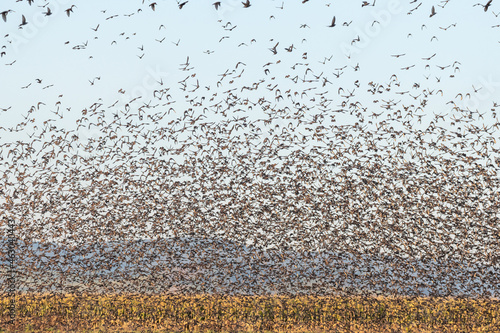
[430, 6, 436, 17]
[474, 0, 494, 11]
[328, 16, 336, 27]
[1, 9, 14, 22]
[18, 14, 27, 28]
[65, 5, 77, 17]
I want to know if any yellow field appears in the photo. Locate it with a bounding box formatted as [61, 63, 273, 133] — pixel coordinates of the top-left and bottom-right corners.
[1, 293, 499, 332]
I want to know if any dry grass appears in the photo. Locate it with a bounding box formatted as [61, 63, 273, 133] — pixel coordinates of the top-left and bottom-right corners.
[1, 293, 499, 332]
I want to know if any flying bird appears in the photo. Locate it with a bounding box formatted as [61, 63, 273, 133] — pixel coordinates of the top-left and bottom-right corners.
[269, 42, 279, 54]
[328, 16, 336, 27]
[19, 15, 27, 28]
[422, 53, 436, 60]
[430, 6, 436, 17]
[1, 10, 14, 22]
[484, 0, 493, 11]
[66, 5, 77, 17]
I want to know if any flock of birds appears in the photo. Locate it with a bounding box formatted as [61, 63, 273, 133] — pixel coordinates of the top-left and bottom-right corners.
[1, 0, 500, 298]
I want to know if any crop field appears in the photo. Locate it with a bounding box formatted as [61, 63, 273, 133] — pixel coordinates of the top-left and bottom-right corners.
[1, 293, 500, 332]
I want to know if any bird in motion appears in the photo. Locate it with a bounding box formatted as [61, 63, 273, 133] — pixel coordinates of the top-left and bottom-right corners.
[43, 7, 52, 16]
[430, 6, 436, 17]
[19, 14, 27, 28]
[328, 16, 336, 27]
[1, 9, 14, 22]
[66, 5, 77, 17]
[474, 0, 493, 11]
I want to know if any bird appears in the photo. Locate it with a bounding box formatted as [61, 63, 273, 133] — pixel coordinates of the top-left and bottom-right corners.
[328, 16, 336, 27]
[65, 5, 77, 17]
[401, 65, 415, 70]
[422, 53, 436, 60]
[242, 0, 251, 8]
[430, 6, 436, 17]
[268, 42, 279, 54]
[474, 0, 493, 11]
[19, 15, 27, 28]
[1, 10, 14, 22]
[213, 2, 221, 10]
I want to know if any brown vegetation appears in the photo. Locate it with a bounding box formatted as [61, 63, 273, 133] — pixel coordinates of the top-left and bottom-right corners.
[1, 293, 499, 332]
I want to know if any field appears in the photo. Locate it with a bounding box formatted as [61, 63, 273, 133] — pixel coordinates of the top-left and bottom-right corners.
[1, 293, 500, 332]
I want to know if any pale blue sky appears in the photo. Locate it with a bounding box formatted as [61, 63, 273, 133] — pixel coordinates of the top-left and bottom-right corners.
[1, 0, 500, 253]
[1, 0, 499, 139]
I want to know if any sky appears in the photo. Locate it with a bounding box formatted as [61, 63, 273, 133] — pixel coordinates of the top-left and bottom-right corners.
[1, 0, 499, 138]
[1, 0, 500, 247]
